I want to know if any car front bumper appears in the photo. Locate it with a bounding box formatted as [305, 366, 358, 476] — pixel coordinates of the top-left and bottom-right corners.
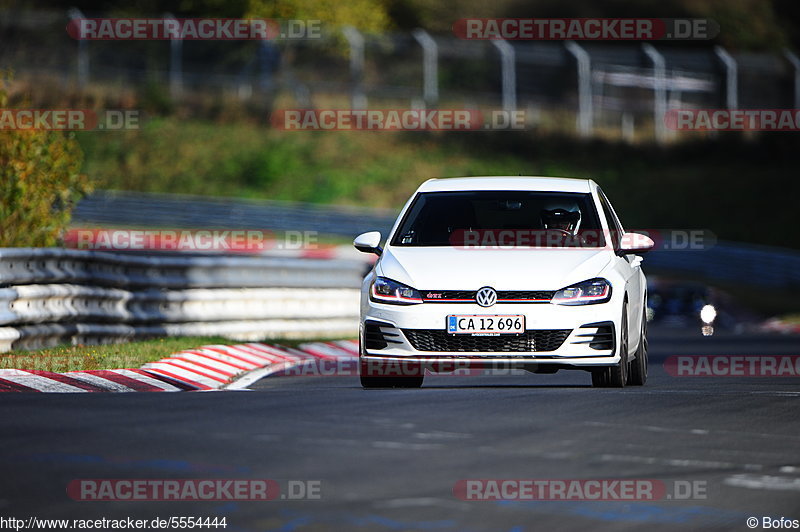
[361, 299, 623, 368]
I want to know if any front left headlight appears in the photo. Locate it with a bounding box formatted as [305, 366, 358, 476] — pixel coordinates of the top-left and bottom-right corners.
[551, 278, 612, 305]
[370, 277, 423, 305]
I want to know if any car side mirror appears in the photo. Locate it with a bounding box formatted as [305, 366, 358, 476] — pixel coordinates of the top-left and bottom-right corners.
[354, 231, 383, 256]
[617, 232, 655, 255]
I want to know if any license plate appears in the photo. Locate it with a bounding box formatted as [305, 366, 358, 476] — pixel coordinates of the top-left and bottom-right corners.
[447, 315, 525, 335]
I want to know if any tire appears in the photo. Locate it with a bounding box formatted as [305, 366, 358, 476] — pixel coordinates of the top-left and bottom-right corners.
[591, 368, 609, 387]
[628, 307, 648, 386]
[591, 302, 628, 388]
[359, 345, 424, 389]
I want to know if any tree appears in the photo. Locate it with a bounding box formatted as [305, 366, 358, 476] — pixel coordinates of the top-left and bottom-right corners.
[247, 0, 391, 34]
[0, 84, 91, 247]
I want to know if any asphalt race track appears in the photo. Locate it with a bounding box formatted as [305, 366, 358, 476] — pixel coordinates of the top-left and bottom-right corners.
[1, 327, 799, 532]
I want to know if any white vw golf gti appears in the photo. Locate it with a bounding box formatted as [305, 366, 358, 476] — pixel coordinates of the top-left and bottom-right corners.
[353, 177, 654, 388]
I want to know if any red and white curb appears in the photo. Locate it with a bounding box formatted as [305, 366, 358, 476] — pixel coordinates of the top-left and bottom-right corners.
[0, 340, 358, 393]
[0, 368, 187, 393]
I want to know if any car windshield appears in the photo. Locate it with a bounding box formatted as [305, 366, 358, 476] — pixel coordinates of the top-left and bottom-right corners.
[391, 191, 607, 248]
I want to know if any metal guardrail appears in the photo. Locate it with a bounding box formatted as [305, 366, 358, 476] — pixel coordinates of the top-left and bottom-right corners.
[0, 285, 359, 325]
[0, 247, 366, 288]
[72, 190, 398, 238]
[0, 248, 364, 352]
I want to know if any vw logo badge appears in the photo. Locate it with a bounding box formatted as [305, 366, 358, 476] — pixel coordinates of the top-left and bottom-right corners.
[475, 287, 497, 307]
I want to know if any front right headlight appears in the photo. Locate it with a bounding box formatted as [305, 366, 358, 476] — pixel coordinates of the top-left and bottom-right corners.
[370, 277, 423, 305]
[551, 278, 612, 305]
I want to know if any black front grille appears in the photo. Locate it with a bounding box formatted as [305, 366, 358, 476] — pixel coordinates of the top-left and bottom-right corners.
[497, 290, 555, 301]
[423, 290, 473, 301]
[402, 329, 571, 352]
[421, 290, 554, 302]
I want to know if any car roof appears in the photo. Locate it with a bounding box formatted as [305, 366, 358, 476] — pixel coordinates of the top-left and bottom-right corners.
[416, 176, 595, 193]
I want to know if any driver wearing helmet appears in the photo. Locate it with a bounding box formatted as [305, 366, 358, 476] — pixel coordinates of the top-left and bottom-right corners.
[540, 205, 582, 235]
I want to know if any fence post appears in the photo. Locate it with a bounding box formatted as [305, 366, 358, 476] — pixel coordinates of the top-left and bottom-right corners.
[565, 41, 592, 137]
[714, 46, 738, 109]
[258, 40, 280, 93]
[783, 49, 800, 109]
[412, 29, 438, 107]
[342, 26, 366, 109]
[165, 13, 182, 98]
[491, 39, 517, 112]
[68, 8, 88, 88]
[642, 43, 667, 144]
[621, 112, 634, 142]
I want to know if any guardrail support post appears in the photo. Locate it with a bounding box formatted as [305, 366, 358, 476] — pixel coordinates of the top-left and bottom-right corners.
[165, 13, 182, 98]
[565, 41, 592, 137]
[342, 26, 366, 109]
[258, 40, 280, 94]
[714, 45, 738, 109]
[412, 29, 438, 108]
[784, 49, 800, 109]
[68, 8, 89, 88]
[642, 43, 667, 144]
[491, 39, 517, 112]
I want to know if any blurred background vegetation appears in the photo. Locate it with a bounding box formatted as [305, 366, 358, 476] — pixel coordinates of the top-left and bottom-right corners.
[0, 81, 89, 247]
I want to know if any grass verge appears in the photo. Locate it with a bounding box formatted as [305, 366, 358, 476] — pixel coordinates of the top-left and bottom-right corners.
[0, 336, 355, 373]
[1, 336, 233, 373]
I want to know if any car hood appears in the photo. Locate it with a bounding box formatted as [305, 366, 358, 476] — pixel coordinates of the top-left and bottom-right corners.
[378, 246, 613, 291]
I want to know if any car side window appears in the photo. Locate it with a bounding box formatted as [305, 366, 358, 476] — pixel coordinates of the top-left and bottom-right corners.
[597, 189, 622, 249]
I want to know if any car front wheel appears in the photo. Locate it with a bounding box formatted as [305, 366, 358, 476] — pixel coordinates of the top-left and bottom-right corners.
[627, 306, 648, 386]
[591, 302, 628, 388]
